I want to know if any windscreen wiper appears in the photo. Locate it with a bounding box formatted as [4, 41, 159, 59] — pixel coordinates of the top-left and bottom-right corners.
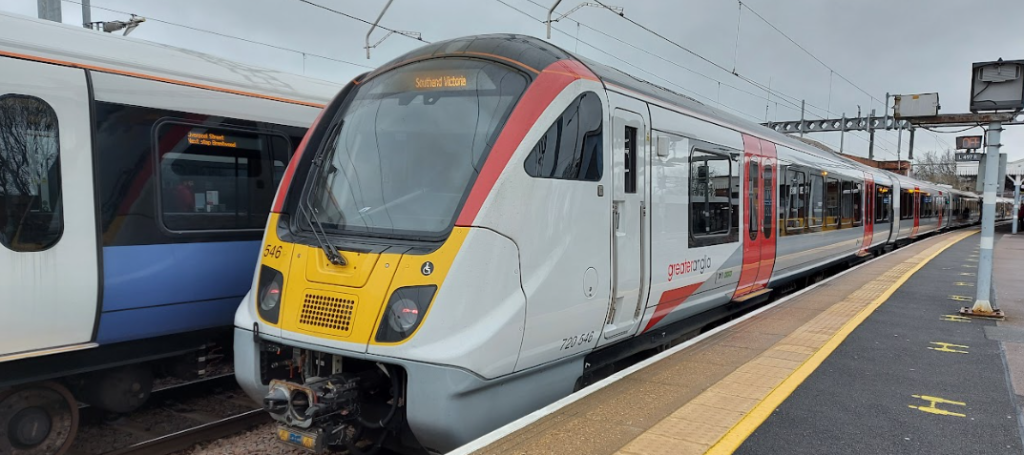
[302, 120, 346, 266]
[303, 203, 346, 266]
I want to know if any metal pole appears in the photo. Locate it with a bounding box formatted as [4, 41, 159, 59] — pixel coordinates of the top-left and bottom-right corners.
[37, 0, 61, 22]
[908, 128, 915, 161]
[1013, 177, 1020, 235]
[972, 121, 1002, 314]
[799, 100, 806, 137]
[365, 0, 395, 59]
[547, 0, 564, 39]
[839, 113, 845, 154]
[82, 0, 90, 27]
[868, 109, 875, 160]
[896, 123, 903, 169]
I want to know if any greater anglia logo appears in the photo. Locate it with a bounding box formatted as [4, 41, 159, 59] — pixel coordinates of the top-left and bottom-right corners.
[668, 256, 712, 281]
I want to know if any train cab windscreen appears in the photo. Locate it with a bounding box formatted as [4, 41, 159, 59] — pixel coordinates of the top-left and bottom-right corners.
[304, 59, 528, 241]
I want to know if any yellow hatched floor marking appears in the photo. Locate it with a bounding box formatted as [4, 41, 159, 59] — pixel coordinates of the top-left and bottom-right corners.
[928, 341, 969, 354]
[941, 314, 971, 323]
[949, 295, 973, 302]
[908, 395, 966, 417]
[614, 229, 976, 455]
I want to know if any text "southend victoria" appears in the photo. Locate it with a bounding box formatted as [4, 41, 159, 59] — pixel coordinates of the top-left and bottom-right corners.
[667, 255, 712, 281]
[415, 75, 468, 89]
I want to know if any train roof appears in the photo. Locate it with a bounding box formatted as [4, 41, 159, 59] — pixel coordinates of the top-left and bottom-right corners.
[0, 11, 346, 106]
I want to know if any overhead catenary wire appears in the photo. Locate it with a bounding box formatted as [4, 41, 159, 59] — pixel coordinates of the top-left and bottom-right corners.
[524, 0, 892, 156]
[295, 0, 431, 44]
[60, 0, 375, 70]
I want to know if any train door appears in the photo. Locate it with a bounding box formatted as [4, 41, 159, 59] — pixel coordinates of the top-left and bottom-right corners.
[733, 136, 776, 300]
[0, 58, 99, 358]
[858, 174, 875, 256]
[600, 106, 649, 344]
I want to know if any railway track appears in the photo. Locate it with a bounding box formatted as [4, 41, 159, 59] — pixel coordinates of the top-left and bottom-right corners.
[98, 410, 269, 455]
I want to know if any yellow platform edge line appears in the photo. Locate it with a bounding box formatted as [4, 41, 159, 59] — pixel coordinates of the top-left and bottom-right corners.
[705, 229, 977, 455]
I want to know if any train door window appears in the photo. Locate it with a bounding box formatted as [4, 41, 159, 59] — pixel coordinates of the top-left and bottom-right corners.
[876, 186, 891, 222]
[852, 183, 862, 226]
[786, 168, 806, 233]
[156, 121, 290, 232]
[762, 164, 772, 238]
[524, 92, 603, 182]
[623, 126, 637, 192]
[809, 173, 824, 227]
[690, 149, 736, 246]
[0, 95, 62, 252]
[748, 160, 758, 239]
[826, 177, 840, 229]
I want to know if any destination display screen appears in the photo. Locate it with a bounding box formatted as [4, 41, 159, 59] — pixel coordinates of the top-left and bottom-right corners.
[186, 129, 259, 150]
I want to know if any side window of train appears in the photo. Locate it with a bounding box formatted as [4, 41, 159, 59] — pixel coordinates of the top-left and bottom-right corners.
[0, 95, 63, 252]
[825, 177, 840, 229]
[155, 121, 292, 232]
[900, 189, 913, 220]
[689, 149, 737, 246]
[523, 92, 602, 181]
[784, 168, 807, 234]
[876, 185, 892, 222]
[808, 173, 824, 228]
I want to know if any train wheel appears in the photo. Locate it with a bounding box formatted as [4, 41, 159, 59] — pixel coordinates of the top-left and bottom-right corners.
[0, 382, 79, 455]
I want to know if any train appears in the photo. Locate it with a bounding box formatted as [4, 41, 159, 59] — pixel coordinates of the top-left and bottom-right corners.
[0, 11, 348, 455]
[231, 34, 1013, 454]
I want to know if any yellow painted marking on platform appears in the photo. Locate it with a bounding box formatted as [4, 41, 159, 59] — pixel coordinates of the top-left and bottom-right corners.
[928, 342, 969, 354]
[953, 282, 975, 286]
[941, 314, 971, 322]
[966, 258, 979, 262]
[692, 229, 978, 455]
[963, 264, 977, 268]
[908, 395, 966, 417]
[949, 295, 973, 302]
[960, 272, 977, 277]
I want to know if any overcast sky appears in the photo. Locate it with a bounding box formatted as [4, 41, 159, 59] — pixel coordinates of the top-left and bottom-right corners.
[6, 0, 1024, 163]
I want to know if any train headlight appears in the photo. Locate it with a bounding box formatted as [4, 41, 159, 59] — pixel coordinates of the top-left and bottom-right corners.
[375, 285, 437, 343]
[258, 265, 284, 324]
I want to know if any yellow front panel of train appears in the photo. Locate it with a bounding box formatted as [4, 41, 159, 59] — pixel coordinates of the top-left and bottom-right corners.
[279, 246, 400, 343]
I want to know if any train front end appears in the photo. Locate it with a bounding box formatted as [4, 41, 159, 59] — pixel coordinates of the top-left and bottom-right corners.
[233, 36, 592, 453]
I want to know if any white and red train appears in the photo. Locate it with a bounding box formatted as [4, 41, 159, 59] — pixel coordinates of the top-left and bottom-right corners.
[232, 34, 1012, 454]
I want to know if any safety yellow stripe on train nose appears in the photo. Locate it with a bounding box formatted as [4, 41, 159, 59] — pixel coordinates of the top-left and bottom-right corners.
[257, 213, 467, 346]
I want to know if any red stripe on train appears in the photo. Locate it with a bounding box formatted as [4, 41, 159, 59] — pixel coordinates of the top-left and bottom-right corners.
[455, 60, 597, 226]
[643, 282, 704, 332]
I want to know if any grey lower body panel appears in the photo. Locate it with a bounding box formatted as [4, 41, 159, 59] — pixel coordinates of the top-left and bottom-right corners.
[232, 327, 584, 453]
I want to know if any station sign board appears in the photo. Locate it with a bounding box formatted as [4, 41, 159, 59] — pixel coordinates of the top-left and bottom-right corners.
[955, 135, 983, 150]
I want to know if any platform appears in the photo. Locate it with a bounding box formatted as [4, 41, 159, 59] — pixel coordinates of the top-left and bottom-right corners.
[453, 224, 1024, 455]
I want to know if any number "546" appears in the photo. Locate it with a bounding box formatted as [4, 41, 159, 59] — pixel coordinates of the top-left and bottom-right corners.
[263, 244, 283, 259]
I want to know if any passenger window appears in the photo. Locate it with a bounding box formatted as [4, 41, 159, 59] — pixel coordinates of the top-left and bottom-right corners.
[689, 149, 737, 246]
[876, 186, 891, 222]
[748, 160, 758, 239]
[156, 122, 290, 232]
[0, 95, 62, 252]
[786, 168, 806, 233]
[762, 165, 772, 238]
[826, 177, 840, 229]
[809, 173, 824, 227]
[524, 92, 602, 182]
[900, 189, 913, 220]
